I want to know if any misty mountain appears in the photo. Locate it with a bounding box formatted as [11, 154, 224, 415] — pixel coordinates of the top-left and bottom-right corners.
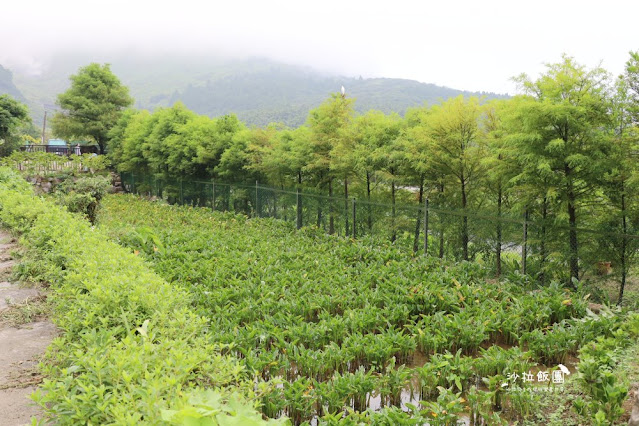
[0, 65, 26, 102]
[3, 54, 508, 128]
[164, 65, 508, 127]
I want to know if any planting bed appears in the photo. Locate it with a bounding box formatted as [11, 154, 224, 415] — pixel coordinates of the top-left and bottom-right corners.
[98, 195, 634, 424]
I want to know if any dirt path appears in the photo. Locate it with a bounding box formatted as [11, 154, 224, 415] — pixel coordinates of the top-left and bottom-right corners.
[0, 230, 56, 426]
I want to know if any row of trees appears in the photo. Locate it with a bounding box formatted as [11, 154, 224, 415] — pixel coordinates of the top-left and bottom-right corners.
[48, 54, 639, 302]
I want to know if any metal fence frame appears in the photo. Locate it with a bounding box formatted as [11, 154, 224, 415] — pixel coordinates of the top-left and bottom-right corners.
[119, 172, 554, 273]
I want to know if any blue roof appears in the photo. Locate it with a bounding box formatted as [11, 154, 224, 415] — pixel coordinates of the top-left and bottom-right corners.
[48, 139, 67, 146]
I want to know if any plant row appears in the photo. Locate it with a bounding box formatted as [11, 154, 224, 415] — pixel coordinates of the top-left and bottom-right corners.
[0, 167, 286, 425]
[98, 194, 634, 424]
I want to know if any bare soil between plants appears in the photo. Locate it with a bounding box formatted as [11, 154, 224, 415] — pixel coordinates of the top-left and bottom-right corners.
[0, 230, 56, 425]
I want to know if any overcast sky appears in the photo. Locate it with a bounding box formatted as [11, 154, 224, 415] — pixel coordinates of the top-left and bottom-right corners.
[2, 0, 637, 94]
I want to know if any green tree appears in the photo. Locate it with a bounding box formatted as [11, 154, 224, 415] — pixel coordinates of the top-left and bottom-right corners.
[420, 96, 485, 261]
[371, 115, 404, 242]
[597, 74, 639, 305]
[397, 109, 432, 251]
[481, 99, 520, 276]
[216, 127, 264, 183]
[52, 63, 133, 154]
[246, 125, 286, 187]
[0, 95, 30, 157]
[306, 93, 355, 234]
[350, 111, 402, 233]
[404, 105, 450, 258]
[107, 109, 138, 167]
[624, 51, 639, 123]
[195, 115, 245, 178]
[144, 103, 196, 177]
[512, 55, 612, 283]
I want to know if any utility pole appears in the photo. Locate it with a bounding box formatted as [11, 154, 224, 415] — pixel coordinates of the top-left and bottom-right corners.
[41, 111, 47, 145]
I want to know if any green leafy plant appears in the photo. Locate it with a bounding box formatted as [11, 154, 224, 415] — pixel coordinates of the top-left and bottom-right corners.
[162, 390, 289, 425]
[54, 175, 111, 224]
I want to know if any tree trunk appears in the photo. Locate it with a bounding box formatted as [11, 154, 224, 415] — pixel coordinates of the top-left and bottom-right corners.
[296, 172, 303, 229]
[391, 179, 396, 242]
[273, 190, 278, 219]
[568, 199, 578, 283]
[619, 189, 627, 306]
[565, 166, 579, 284]
[97, 137, 105, 155]
[344, 177, 349, 236]
[540, 197, 548, 285]
[413, 178, 424, 253]
[366, 172, 372, 232]
[439, 183, 445, 258]
[496, 184, 502, 277]
[461, 173, 469, 261]
[328, 178, 335, 235]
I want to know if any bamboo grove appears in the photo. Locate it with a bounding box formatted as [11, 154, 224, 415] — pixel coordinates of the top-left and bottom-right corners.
[106, 54, 639, 302]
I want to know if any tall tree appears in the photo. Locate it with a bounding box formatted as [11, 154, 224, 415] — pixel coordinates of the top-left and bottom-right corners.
[306, 92, 354, 234]
[481, 99, 519, 276]
[598, 72, 639, 305]
[350, 111, 402, 232]
[624, 51, 639, 124]
[144, 103, 196, 177]
[421, 96, 485, 261]
[512, 55, 612, 283]
[195, 114, 245, 178]
[116, 110, 153, 174]
[402, 107, 434, 252]
[0, 95, 30, 157]
[52, 63, 133, 154]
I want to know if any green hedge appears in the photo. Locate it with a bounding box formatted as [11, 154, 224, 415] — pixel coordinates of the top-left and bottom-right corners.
[0, 167, 285, 425]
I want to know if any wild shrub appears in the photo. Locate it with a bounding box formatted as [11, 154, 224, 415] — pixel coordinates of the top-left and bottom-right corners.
[54, 175, 111, 224]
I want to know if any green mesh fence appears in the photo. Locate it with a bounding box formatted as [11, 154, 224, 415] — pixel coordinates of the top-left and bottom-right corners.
[119, 171, 639, 305]
[121, 172, 531, 267]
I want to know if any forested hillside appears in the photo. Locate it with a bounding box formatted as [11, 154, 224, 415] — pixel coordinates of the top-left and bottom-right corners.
[3, 54, 506, 127]
[164, 63, 506, 126]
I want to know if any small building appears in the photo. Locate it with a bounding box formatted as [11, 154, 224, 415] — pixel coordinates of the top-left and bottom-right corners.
[46, 139, 69, 155]
[48, 138, 67, 146]
[21, 139, 99, 155]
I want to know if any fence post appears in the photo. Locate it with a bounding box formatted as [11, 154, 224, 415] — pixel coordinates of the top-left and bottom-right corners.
[255, 180, 259, 218]
[352, 198, 356, 239]
[424, 198, 429, 256]
[296, 188, 302, 230]
[522, 209, 528, 275]
[345, 198, 349, 236]
[179, 179, 184, 204]
[211, 180, 216, 211]
[273, 189, 278, 219]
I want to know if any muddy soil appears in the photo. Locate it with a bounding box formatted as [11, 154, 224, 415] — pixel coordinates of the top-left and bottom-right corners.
[0, 231, 56, 425]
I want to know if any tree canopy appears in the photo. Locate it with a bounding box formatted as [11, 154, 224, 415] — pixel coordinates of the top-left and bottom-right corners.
[0, 94, 31, 156]
[52, 63, 133, 154]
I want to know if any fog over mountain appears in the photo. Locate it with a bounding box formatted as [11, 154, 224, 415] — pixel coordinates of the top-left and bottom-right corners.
[0, 65, 26, 102]
[3, 0, 637, 98]
[2, 0, 636, 127]
[1, 52, 508, 128]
